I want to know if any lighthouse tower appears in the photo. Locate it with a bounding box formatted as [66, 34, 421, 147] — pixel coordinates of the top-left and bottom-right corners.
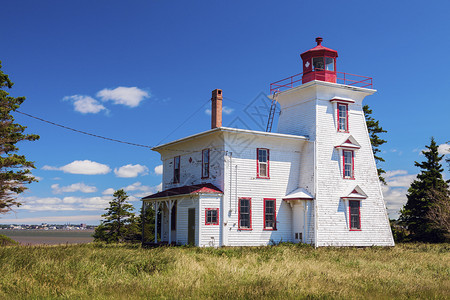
[272, 38, 394, 246]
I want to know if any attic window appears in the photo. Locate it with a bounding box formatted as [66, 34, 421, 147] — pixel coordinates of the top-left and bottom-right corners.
[173, 156, 180, 184]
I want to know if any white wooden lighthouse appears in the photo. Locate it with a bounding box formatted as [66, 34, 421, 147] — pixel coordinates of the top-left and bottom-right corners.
[142, 38, 394, 247]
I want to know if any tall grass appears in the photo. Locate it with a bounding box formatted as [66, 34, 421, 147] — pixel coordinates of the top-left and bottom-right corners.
[0, 243, 448, 299]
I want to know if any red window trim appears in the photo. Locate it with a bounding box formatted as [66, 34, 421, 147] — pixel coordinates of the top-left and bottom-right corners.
[349, 200, 361, 231]
[238, 197, 252, 230]
[201, 149, 210, 179]
[342, 150, 355, 180]
[205, 208, 219, 225]
[337, 103, 349, 133]
[173, 156, 180, 183]
[256, 148, 270, 179]
[263, 198, 277, 231]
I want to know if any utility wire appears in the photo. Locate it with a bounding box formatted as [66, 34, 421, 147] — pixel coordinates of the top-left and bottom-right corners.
[15, 110, 153, 149]
[155, 98, 211, 146]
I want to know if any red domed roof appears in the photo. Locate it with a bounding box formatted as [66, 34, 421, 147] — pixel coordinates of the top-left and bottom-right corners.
[300, 37, 338, 59]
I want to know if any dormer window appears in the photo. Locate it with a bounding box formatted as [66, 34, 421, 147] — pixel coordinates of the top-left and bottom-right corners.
[337, 103, 348, 132]
[343, 150, 354, 179]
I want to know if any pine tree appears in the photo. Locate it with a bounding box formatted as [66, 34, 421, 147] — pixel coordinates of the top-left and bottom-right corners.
[94, 189, 135, 242]
[399, 137, 450, 242]
[0, 61, 40, 214]
[363, 105, 387, 184]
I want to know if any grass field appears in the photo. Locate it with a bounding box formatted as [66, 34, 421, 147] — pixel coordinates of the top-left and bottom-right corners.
[0, 243, 448, 299]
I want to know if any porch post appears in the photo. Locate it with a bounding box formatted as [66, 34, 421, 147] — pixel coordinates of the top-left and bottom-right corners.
[141, 201, 146, 245]
[154, 201, 159, 243]
[166, 199, 174, 245]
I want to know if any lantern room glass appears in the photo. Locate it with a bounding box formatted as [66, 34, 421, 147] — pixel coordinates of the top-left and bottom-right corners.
[325, 57, 334, 71]
[312, 57, 324, 71]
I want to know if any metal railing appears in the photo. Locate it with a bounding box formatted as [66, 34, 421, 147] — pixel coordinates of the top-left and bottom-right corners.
[270, 71, 373, 94]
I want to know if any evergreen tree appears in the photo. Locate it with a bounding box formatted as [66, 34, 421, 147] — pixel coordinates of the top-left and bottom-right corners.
[0, 61, 40, 214]
[399, 137, 450, 242]
[94, 189, 135, 242]
[363, 105, 387, 184]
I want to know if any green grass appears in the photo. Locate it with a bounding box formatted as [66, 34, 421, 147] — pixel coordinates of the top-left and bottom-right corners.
[0, 243, 448, 299]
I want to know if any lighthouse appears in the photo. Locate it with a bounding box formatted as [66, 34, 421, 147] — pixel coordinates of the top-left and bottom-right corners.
[272, 38, 394, 246]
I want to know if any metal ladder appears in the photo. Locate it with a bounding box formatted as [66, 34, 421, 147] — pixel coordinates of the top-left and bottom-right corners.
[266, 91, 279, 132]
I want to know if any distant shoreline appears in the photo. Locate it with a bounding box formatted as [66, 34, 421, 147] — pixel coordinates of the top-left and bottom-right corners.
[1, 229, 95, 245]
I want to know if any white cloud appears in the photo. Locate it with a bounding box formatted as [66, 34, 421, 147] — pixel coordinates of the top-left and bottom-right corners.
[382, 169, 418, 219]
[42, 160, 111, 175]
[222, 106, 234, 115]
[438, 143, 450, 155]
[154, 164, 163, 175]
[102, 188, 115, 195]
[51, 183, 97, 194]
[114, 164, 149, 178]
[97, 87, 149, 108]
[205, 106, 234, 116]
[63, 95, 106, 114]
[132, 183, 162, 198]
[382, 185, 408, 219]
[123, 182, 151, 192]
[17, 195, 114, 212]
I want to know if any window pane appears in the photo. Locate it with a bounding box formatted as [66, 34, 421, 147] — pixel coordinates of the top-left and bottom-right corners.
[259, 163, 267, 177]
[265, 200, 275, 228]
[326, 57, 334, 71]
[313, 57, 324, 71]
[349, 201, 360, 229]
[258, 149, 267, 162]
[338, 104, 347, 131]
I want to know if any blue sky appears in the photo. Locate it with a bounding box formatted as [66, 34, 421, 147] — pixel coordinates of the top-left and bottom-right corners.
[1, 0, 449, 224]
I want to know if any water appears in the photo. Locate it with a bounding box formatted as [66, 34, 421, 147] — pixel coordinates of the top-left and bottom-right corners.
[1, 229, 94, 245]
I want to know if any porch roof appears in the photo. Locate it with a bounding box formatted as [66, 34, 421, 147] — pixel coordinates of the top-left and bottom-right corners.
[142, 183, 223, 200]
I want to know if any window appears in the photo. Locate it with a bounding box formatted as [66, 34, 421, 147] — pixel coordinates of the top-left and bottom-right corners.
[264, 198, 276, 230]
[343, 150, 354, 179]
[325, 57, 334, 71]
[173, 156, 180, 183]
[238, 198, 252, 230]
[205, 208, 219, 225]
[349, 200, 361, 230]
[312, 57, 324, 71]
[257, 148, 269, 178]
[202, 149, 210, 178]
[337, 103, 348, 132]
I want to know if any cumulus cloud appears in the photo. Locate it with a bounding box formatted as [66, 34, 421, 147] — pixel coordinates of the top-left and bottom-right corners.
[114, 164, 149, 178]
[382, 169, 418, 219]
[205, 106, 234, 116]
[17, 195, 114, 212]
[51, 183, 97, 194]
[97, 87, 149, 107]
[438, 143, 450, 155]
[102, 188, 115, 195]
[154, 164, 163, 175]
[131, 183, 162, 198]
[63, 95, 106, 114]
[42, 160, 111, 175]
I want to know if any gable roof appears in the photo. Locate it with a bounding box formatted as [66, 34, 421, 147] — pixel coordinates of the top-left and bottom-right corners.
[283, 188, 314, 200]
[142, 183, 223, 200]
[341, 185, 368, 200]
[335, 135, 361, 150]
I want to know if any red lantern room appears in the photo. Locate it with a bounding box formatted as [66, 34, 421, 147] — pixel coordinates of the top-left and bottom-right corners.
[300, 37, 338, 84]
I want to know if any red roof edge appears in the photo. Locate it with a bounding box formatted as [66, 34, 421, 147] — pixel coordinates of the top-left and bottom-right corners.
[142, 183, 223, 200]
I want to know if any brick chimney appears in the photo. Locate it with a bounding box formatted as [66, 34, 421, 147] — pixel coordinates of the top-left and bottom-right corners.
[211, 89, 223, 129]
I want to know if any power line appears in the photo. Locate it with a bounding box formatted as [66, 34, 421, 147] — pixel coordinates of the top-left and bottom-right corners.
[15, 110, 153, 149]
[155, 98, 211, 146]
